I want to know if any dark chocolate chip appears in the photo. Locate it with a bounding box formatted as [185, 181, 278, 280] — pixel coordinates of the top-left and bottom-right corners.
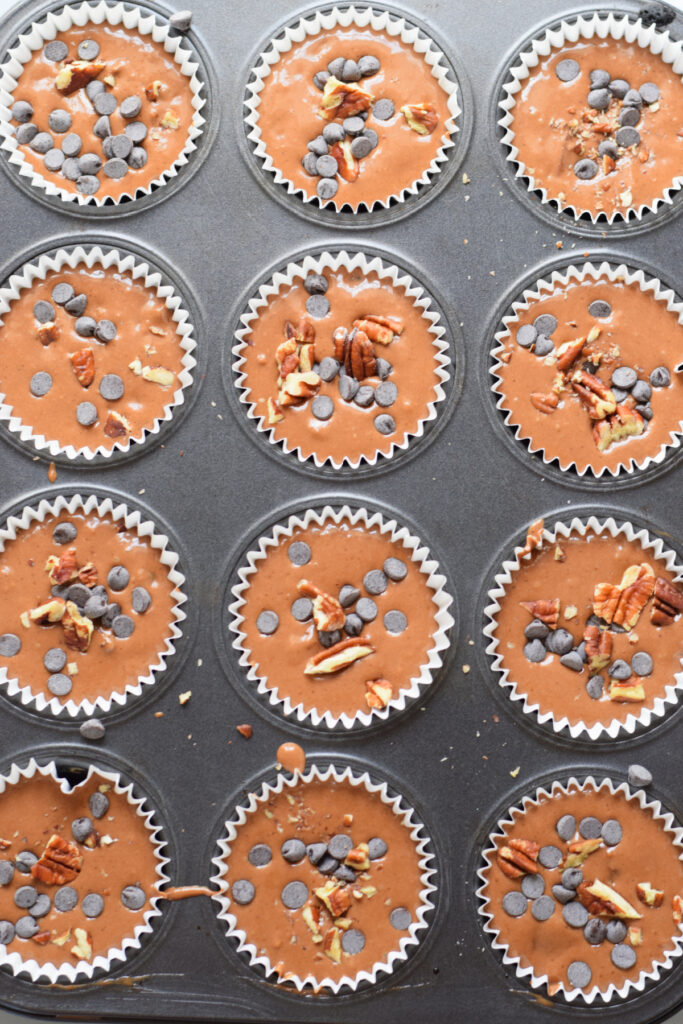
[556, 58, 580, 82]
[362, 127, 379, 149]
[77, 38, 100, 60]
[101, 603, 121, 629]
[48, 108, 71, 133]
[288, 541, 311, 566]
[636, 402, 653, 420]
[316, 154, 338, 178]
[311, 395, 334, 421]
[89, 791, 109, 819]
[42, 148, 63, 170]
[76, 174, 101, 196]
[358, 55, 380, 77]
[546, 628, 574, 655]
[586, 675, 604, 700]
[601, 819, 622, 846]
[327, 56, 345, 77]
[606, 919, 627, 943]
[650, 366, 671, 388]
[47, 673, 72, 697]
[560, 650, 584, 672]
[0, 862, 14, 886]
[80, 718, 105, 741]
[94, 92, 117, 116]
[623, 88, 643, 108]
[344, 613, 363, 637]
[248, 843, 272, 867]
[62, 160, 80, 185]
[578, 816, 602, 839]
[125, 121, 148, 145]
[120, 95, 142, 120]
[616, 127, 640, 147]
[521, 874, 545, 899]
[524, 639, 546, 663]
[67, 583, 90, 608]
[318, 629, 341, 648]
[15, 123, 38, 144]
[631, 651, 653, 677]
[516, 323, 537, 348]
[339, 585, 361, 608]
[15, 916, 39, 939]
[368, 837, 387, 860]
[609, 78, 630, 99]
[306, 842, 327, 865]
[611, 366, 637, 390]
[75, 315, 97, 338]
[30, 371, 53, 400]
[291, 597, 313, 622]
[14, 885, 38, 909]
[341, 59, 361, 82]
[44, 41, 68, 63]
[538, 845, 563, 869]
[364, 569, 387, 595]
[318, 356, 340, 382]
[99, 373, 124, 400]
[590, 69, 610, 88]
[587, 88, 610, 110]
[597, 139, 618, 159]
[627, 764, 652, 788]
[121, 884, 146, 910]
[132, 587, 151, 614]
[354, 384, 374, 408]
[11, 99, 34, 122]
[256, 610, 278, 635]
[389, 906, 412, 929]
[103, 157, 128, 179]
[384, 610, 407, 635]
[28, 893, 50, 917]
[281, 839, 306, 863]
[305, 294, 331, 318]
[552, 884, 576, 905]
[374, 381, 398, 408]
[562, 868, 583, 890]
[44, 647, 66, 672]
[82, 892, 104, 918]
[374, 413, 395, 435]
[333, 863, 357, 882]
[563, 901, 589, 927]
[501, 892, 527, 918]
[619, 104, 641, 127]
[373, 98, 395, 121]
[313, 70, 330, 91]
[107, 565, 130, 591]
[328, 834, 353, 860]
[78, 151, 102, 175]
[343, 115, 365, 137]
[0, 921, 14, 943]
[611, 943, 636, 969]
[342, 927, 366, 954]
[574, 158, 598, 179]
[83, 594, 106, 620]
[72, 817, 93, 844]
[350, 135, 373, 158]
[631, 379, 652, 403]
[128, 146, 147, 169]
[567, 960, 592, 988]
[640, 81, 660, 105]
[608, 658, 631, 680]
[33, 300, 55, 323]
[307, 135, 328, 158]
[556, 814, 576, 841]
[524, 619, 549, 642]
[112, 615, 135, 639]
[531, 895, 555, 921]
[15, 851, 37, 874]
[339, 375, 359, 401]
[588, 299, 612, 318]
[356, 597, 377, 622]
[534, 334, 554, 357]
[281, 881, 308, 909]
[54, 522, 77, 546]
[317, 177, 338, 202]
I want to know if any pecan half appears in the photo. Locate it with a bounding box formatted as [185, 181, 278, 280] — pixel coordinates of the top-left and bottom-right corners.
[651, 576, 683, 626]
[70, 348, 95, 388]
[330, 139, 359, 181]
[570, 370, 617, 419]
[520, 598, 560, 628]
[37, 322, 59, 346]
[364, 314, 404, 336]
[304, 637, 375, 675]
[46, 548, 79, 586]
[530, 390, 559, 414]
[401, 102, 438, 134]
[496, 838, 540, 878]
[55, 60, 105, 95]
[593, 563, 655, 630]
[583, 623, 612, 671]
[593, 404, 644, 452]
[62, 600, 93, 652]
[32, 833, 83, 885]
[365, 678, 393, 709]
[103, 410, 131, 439]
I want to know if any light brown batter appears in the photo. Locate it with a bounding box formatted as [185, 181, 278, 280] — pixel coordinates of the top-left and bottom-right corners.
[493, 529, 683, 729]
[483, 782, 683, 995]
[0, 265, 185, 453]
[240, 266, 441, 465]
[0, 509, 176, 708]
[10, 22, 194, 199]
[222, 777, 426, 984]
[0, 771, 160, 968]
[494, 276, 683, 474]
[256, 26, 453, 208]
[240, 518, 440, 720]
[510, 38, 683, 216]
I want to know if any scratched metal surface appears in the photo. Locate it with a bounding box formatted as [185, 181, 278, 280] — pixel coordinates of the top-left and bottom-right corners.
[0, 0, 681, 1021]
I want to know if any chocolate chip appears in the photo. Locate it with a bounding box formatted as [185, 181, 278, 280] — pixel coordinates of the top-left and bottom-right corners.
[15, 851, 37, 874]
[316, 154, 338, 178]
[43, 149, 62, 170]
[538, 845, 562, 869]
[362, 569, 386, 596]
[516, 323, 536, 348]
[94, 92, 117, 117]
[81, 892, 104, 918]
[606, 919, 627, 943]
[556, 58, 580, 82]
[131, 587, 151, 615]
[319, 629, 341, 648]
[577, 816, 601, 840]
[560, 650, 584, 672]
[611, 366, 637, 390]
[616, 126, 640, 148]
[75, 316, 98, 339]
[358, 54, 380, 77]
[327, 57, 346, 78]
[373, 98, 395, 121]
[598, 139, 618, 159]
[650, 366, 671, 388]
[307, 135, 328, 159]
[104, 566, 129, 594]
[590, 69, 610, 88]
[636, 402, 653, 420]
[619, 105, 641, 127]
[84, 594, 106, 620]
[339, 585, 361, 608]
[54, 522, 78, 547]
[29, 892, 51, 916]
[128, 146, 147, 169]
[574, 158, 598, 180]
[609, 78, 629, 99]
[80, 718, 105, 741]
[600, 819, 622, 847]
[101, 603, 121, 629]
[632, 379, 652, 404]
[44, 41, 69, 63]
[362, 128, 379, 150]
[623, 88, 643, 108]
[15, 123, 38, 144]
[103, 157, 129, 179]
[88, 791, 109, 820]
[563, 901, 588, 928]
[76, 38, 100, 60]
[639, 81, 660, 105]
[586, 675, 604, 699]
[344, 613, 363, 637]
[281, 839, 306, 863]
[385, 610, 409, 637]
[11, 100, 33, 122]
[368, 837, 387, 860]
[291, 597, 313, 622]
[306, 842, 327, 865]
[317, 177, 338, 202]
[0, 921, 14, 943]
[0, 636, 19, 660]
[97, 373, 124, 401]
[608, 658, 631, 680]
[534, 334, 554, 357]
[76, 174, 100, 196]
[502, 892, 527, 918]
[62, 156, 80, 180]
[44, 648, 66, 672]
[47, 673, 72, 696]
[67, 583, 90, 608]
[350, 135, 373, 158]
[280, 880, 308, 910]
[356, 597, 377, 623]
[524, 639, 546, 663]
[343, 115, 365, 137]
[556, 814, 576, 841]
[341, 59, 361, 82]
[562, 868, 582, 890]
[389, 906, 412, 930]
[305, 294, 331, 319]
[248, 843, 272, 867]
[521, 874, 545, 899]
[311, 395, 334, 421]
[256, 610, 279, 636]
[371, 381, 397, 409]
[313, 70, 330, 91]
[531, 895, 555, 921]
[546, 629, 574, 655]
[124, 121, 148, 146]
[119, 95, 142, 120]
[611, 943, 636, 969]
[33, 300, 55, 324]
[121, 884, 146, 910]
[628, 763, 653, 789]
[374, 413, 395, 435]
[524, 619, 549, 641]
[588, 299, 612, 319]
[66, 294, 88, 321]
[587, 87, 610, 110]
[83, 78, 104, 100]
[354, 385, 374, 408]
[568, 960, 592, 988]
[326, 834, 352, 860]
[0, 862, 14, 886]
[48, 108, 71, 133]
[288, 541, 311, 566]
[71, 817, 93, 847]
[339, 375, 359, 401]
[631, 651, 653, 677]
[112, 615, 135, 639]
[79, 151, 102, 175]
[14, 885, 37, 909]
[341, 927, 366, 954]
[317, 357, 339, 383]
[15, 916, 39, 939]
[169, 9, 192, 30]
[552, 884, 576, 904]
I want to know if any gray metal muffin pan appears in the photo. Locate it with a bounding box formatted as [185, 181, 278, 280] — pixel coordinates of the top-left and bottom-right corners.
[0, 0, 681, 1020]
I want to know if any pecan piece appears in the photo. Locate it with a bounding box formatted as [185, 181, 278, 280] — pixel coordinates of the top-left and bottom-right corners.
[302, 901, 323, 940]
[520, 598, 560, 629]
[563, 837, 602, 868]
[304, 637, 375, 675]
[141, 365, 174, 387]
[651, 576, 683, 626]
[32, 931, 51, 946]
[332, 327, 348, 364]
[37, 321, 59, 346]
[609, 680, 645, 702]
[29, 598, 65, 625]
[103, 410, 131, 439]
[496, 838, 540, 878]
[583, 623, 612, 671]
[401, 102, 438, 134]
[55, 60, 105, 95]
[315, 879, 352, 918]
[323, 926, 342, 963]
[555, 336, 585, 372]
[297, 579, 345, 632]
[346, 843, 370, 871]
[46, 547, 79, 586]
[353, 318, 394, 345]
[320, 77, 372, 120]
[673, 894, 682, 924]
[299, 343, 316, 373]
[70, 347, 95, 388]
[530, 390, 559, 414]
[364, 314, 404, 336]
[593, 404, 644, 452]
[62, 599, 93, 652]
[145, 80, 164, 101]
[281, 371, 321, 400]
[571, 370, 617, 419]
[636, 881, 664, 908]
[267, 397, 283, 424]
[78, 562, 98, 586]
[365, 678, 393, 709]
[520, 517, 545, 557]
[70, 927, 93, 961]
[32, 833, 83, 885]
[577, 879, 641, 919]
[329, 139, 359, 181]
[593, 563, 655, 629]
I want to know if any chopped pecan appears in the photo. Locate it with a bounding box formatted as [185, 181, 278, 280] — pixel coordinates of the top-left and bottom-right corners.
[530, 390, 559, 414]
[583, 623, 612, 671]
[345, 842, 370, 871]
[304, 637, 375, 675]
[401, 102, 439, 134]
[78, 562, 98, 586]
[564, 837, 602, 868]
[281, 371, 321, 400]
[496, 838, 540, 878]
[32, 833, 83, 885]
[555, 336, 586, 372]
[330, 139, 359, 181]
[593, 404, 644, 452]
[284, 317, 315, 346]
[365, 678, 393, 709]
[353, 318, 394, 346]
[55, 60, 105, 95]
[315, 879, 352, 918]
[577, 879, 641, 919]
[52, 929, 71, 948]
[364, 314, 404, 336]
[145, 79, 164, 101]
[267, 397, 283, 424]
[141, 365, 175, 387]
[333, 327, 348, 363]
[296, 579, 345, 632]
[520, 518, 545, 557]
[636, 881, 664, 908]
[323, 926, 342, 963]
[520, 598, 560, 628]
[46, 548, 79, 586]
[37, 321, 58, 346]
[29, 598, 65, 625]
[161, 110, 180, 130]
[593, 563, 655, 629]
[651, 576, 683, 626]
[70, 348, 95, 388]
[302, 901, 323, 940]
[320, 77, 373, 120]
[32, 931, 51, 945]
[103, 410, 131, 439]
[571, 370, 617, 419]
[628, 925, 643, 945]
[609, 680, 645, 702]
[62, 599, 93, 652]
[299, 343, 316, 373]
[70, 927, 93, 961]
[673, 894, 682, 924]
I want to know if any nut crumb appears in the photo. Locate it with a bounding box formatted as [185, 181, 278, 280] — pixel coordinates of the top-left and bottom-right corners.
[462, 664, 470, 674]
[154, 711, 164, 718]
[510, 766, 520, 778]
[236, 724, 253, 739]
[462, 172, 470, 184]
[178, 690, 192, 705]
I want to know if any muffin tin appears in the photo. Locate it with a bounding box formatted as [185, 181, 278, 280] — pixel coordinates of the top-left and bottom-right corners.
[0, 0, 680, 1020]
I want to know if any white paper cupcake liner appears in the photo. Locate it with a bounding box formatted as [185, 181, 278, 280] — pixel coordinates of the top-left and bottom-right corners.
[476, 775, 683, 1004]
[0, 245, 197, 461]
[245, 4, 460, 213]
[0, 0, 206, 207]
[233, 250, 451, 470]
[483, 515, 683, 740]
[499, 13, 683, 223]
[490, 260, 683, 478]
[210, 762, 436, 994]
[0, 492, 186, 718]
[229, 504, 454, 729]
[0, 757, 169, 984]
